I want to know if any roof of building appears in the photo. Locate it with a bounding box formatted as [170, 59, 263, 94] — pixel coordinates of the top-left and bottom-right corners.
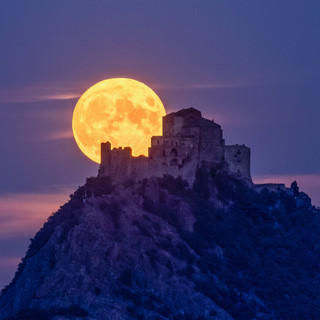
[175, 107, 202, 118]
[165, 107, 220, 129]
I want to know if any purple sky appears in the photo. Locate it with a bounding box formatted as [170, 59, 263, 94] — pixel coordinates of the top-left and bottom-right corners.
[0, 1, 319, 289]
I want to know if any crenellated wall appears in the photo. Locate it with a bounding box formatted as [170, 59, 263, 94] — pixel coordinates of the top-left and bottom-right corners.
[98, 142, 132, 179]
[98, 141, 198, 184]
[98, 108, 252, 184]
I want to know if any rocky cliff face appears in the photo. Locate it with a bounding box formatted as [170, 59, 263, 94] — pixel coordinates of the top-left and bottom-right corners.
[0, 169, 319, 320]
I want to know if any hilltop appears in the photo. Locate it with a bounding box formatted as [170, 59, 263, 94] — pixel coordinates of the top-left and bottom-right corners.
[0, 165, 319, 320]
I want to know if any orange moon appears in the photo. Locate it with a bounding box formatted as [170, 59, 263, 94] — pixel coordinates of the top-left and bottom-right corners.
[72, 78, 166, 163]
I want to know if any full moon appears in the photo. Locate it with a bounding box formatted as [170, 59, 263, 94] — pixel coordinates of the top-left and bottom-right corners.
[72, 78, 166, 163]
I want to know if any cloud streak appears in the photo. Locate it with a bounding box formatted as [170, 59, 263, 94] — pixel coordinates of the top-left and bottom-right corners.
[0, 80, 259, 104]
[0, 257, 21, 267]
[0, 190, 73, 289]
[38, 129, 74, 141]
[0, 84, 82, 103]
[153, 81, 257, 90]
[0, 191, 72, 238]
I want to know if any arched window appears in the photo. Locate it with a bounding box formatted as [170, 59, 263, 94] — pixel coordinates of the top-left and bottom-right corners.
[170, 158, 179, 166]
[162, 150, 166, 157]
[170, 148, 177, 157]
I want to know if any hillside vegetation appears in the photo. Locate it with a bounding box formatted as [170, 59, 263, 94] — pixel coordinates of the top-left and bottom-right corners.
[0, 167, 319, 320]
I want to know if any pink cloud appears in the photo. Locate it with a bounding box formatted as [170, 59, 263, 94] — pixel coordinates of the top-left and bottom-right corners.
[0, 190, 74, 290]
[0, 191, 72, 239]
[39, 129, 74, 141]
[0, 257, 21, 267]
[0, 257, 22, 290]
[253, 174, 320, 207]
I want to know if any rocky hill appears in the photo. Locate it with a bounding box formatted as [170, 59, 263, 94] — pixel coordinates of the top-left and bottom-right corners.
[0, 166, 319, 320]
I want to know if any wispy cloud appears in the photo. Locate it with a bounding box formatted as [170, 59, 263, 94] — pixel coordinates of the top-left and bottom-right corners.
[186, 82, 256, 89]
[253, 174, 320, 207]
[0, 257, 21, 290]
[153, 81, 257, 90]
[38, 129, 74, 141]
[0, 84, 82, 103]
[0, 191, 72, 238]
[9, 102, 75, 141]
[0, 80, 258, 104]
[0, 189, 74, 290]
[0, 257, 21, 267]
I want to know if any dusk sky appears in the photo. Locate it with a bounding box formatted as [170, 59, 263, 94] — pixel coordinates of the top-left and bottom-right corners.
[0, 1, 319, 289]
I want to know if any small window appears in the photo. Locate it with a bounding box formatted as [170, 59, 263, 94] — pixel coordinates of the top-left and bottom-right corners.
[170, 158, 179, 166]
[170, 148, 177, 157]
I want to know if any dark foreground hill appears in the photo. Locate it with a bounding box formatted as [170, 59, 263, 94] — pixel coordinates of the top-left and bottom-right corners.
[0, 167, 319, 320]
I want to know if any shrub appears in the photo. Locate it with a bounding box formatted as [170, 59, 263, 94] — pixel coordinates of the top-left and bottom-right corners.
[158, 175, 189, 197]
[119, 269, 133, 287]
[67, 304, 89, 317]
[133, 219, 150, 237]
[12, 308, 51, 320]
[94, 287, 102, 296]
[85, 176, 115, 197]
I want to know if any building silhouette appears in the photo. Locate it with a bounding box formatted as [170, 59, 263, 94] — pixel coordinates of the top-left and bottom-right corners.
[98, 108, 251, 183]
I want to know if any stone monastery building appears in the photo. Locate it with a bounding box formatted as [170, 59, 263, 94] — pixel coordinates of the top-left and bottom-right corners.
[98, 108, 251, 184]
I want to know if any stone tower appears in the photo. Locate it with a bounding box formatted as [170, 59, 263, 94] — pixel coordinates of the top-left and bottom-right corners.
[149, 108, 224, 165]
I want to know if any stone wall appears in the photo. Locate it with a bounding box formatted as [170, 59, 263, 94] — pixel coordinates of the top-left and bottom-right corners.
[98, 142, 133, 180]
[198, 125, 224, 163]
[98, 140, 199, 185]
[98, 108, 252, 184]
[149, 135, 196, 167]
[224, 145, 251, 181]
[162, 114, 184, 136]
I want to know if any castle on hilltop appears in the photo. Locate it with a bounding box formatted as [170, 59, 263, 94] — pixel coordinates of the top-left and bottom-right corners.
[98, 108, 251, 184]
